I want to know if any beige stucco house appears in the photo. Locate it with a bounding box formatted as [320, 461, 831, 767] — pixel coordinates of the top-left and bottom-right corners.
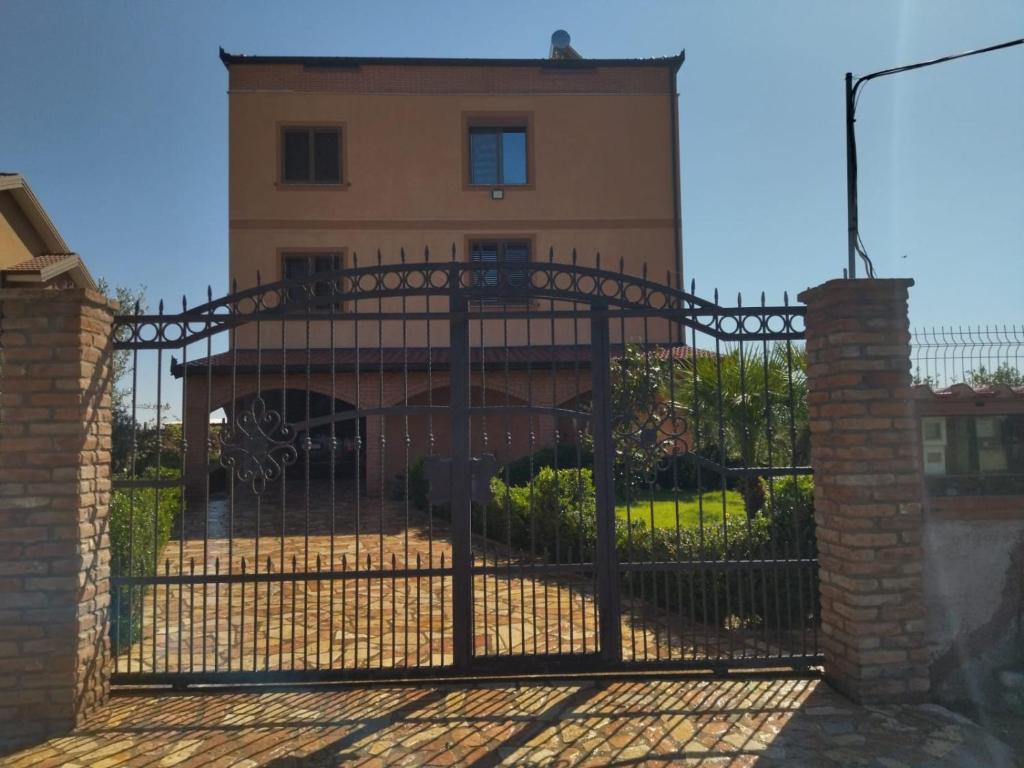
[181, 35, 685, 497]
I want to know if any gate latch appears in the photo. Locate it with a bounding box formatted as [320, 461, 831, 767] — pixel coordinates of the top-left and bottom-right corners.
[423, 453, 497, 505]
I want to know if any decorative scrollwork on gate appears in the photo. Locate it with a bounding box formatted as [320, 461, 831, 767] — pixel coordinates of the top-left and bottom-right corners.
[613, 399, 690, 486]
[219, 397, 298, 494]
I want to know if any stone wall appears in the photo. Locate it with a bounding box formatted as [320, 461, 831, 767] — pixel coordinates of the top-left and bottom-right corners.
[914, 386, 1024, 708]
[0, 288, 115, 753]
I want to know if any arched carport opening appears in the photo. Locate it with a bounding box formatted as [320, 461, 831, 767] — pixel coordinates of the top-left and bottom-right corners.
[221, 389, 364, 482]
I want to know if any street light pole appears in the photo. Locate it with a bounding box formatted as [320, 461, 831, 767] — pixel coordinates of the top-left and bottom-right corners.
[844, 37, 1023, 279]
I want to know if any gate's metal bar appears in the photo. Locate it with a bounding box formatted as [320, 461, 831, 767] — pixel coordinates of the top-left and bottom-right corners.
[548, 266, 564, 656]
[477, 283, 489, 654]
[590, 302, 622, 663]
[303, 286, 313, 670]
[761, 299, 782, 658]
[401, 248, 411, 668]
[502, 293, 514, 655]
[253, 293, 264, 672]
[177, 301, 188, 674]
[377, 250, 386, 670]
[153, 333, 164, 674]
[329, 288, 337, 670]
[353, 255, 362, 669]
[449, 265, 473, 670]
[425, 248, 436, 667]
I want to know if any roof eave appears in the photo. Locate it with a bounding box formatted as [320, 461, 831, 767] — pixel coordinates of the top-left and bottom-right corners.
[219, 46, 686, 72]
[0, 174, 70, 253]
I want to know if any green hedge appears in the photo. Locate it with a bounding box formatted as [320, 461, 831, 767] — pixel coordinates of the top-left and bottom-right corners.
[502, 444, 594, 487]
[109, 468, 180, 651]
[405, 450, 816, 633]
[478, 467, 597, 559]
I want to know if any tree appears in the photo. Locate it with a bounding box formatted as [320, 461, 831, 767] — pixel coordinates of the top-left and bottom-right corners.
[97, 279, 155, 475]
[966, 364, 1024, 388]
[673, 343, 808, 517]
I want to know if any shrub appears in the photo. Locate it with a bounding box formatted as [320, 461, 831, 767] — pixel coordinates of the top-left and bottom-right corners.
[479, 467, 597, 558]
[109, 468, 181, 651]
[406, 450, 816, 633]
[502, 444, 593, 486]
[615, 476, 817, 631]
[761, 475, 816, 556]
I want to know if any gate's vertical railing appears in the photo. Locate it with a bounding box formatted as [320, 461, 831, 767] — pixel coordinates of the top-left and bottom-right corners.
[448, 262, 473, 669]
[590, 301, 622, 662]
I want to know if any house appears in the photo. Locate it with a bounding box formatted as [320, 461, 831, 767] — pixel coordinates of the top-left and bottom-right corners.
[180, 33, 685, 498]
[0, 173, 95, 290]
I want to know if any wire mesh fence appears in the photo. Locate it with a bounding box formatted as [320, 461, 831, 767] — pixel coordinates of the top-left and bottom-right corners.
[911, 325, 1024, 389]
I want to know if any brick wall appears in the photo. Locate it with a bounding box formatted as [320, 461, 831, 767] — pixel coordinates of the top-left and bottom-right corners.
[799, 278, 929, 704]
[0, 288, 115, 753]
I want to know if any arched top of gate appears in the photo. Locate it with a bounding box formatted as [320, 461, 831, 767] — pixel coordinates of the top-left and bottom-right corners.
[113, 260, 805, 349]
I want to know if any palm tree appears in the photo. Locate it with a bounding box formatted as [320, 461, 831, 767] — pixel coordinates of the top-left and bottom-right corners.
[672, 343, 808, 516]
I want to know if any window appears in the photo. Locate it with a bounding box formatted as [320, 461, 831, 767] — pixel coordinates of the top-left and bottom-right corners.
[468, 126, 527, 185]
[469, 240, 530, 303]
[923, 414, 1024, 496]
[282, 252, 342, 309]
[281, 128, 342, 184]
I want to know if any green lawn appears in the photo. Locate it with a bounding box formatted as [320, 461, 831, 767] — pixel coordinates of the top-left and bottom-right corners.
[615, 489, 746, 530]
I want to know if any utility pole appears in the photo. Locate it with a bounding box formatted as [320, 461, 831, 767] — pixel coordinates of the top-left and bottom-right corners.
[845, 37, 1022, 279]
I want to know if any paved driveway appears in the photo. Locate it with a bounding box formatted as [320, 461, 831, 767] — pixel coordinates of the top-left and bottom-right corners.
[3, 677, 1016, 767]
[116, 482, 804, 676]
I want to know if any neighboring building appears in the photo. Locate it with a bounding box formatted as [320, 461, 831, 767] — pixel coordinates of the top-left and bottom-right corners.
[0, 173, 95, 290]
[181, 33, 685, 496]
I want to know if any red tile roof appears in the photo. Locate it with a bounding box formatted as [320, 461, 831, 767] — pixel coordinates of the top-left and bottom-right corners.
[912, 383, 1024, 401]
[5, 253, 79, 271]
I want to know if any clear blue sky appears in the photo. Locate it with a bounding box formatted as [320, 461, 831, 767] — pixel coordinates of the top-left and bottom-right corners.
[2, 0, 1022, 329]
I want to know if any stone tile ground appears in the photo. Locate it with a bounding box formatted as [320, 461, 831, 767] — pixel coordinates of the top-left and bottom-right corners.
[3, 678, 1018, 767]
[115, 482, 807, 675]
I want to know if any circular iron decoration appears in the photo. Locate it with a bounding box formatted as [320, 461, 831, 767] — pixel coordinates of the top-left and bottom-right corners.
[219, 396, 298, 494]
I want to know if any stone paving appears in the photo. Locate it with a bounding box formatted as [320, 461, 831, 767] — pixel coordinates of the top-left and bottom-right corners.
[115, 483, 807, 675]
[3, 677, 1018, 767]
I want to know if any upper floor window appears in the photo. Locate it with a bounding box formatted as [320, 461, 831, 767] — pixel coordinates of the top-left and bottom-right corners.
[470, 240, 530, 303]
[282, 251, 342, 309]
[468, 126, 528, 186]
[281, 127, 342, 185]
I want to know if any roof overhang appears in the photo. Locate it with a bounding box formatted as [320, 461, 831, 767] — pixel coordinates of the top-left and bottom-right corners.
[2, 253, 97, 290]
[0, 174, 70, 253]
[219, 47, 685, 74]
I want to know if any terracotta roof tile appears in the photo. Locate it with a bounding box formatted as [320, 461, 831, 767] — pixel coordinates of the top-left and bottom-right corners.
[4, 253, 79, 272]
[912, 383, 1024, 400]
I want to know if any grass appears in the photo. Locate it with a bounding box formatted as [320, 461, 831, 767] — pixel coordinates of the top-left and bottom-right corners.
[615, 489, 747, 530]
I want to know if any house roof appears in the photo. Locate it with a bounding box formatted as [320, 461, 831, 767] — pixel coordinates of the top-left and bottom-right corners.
[912, 383, 1024, 401]
[2, 252, 97, 290]
[218, 47, 685, 73]
[173, 343, 699, 378]
[0, 173, 70, 253]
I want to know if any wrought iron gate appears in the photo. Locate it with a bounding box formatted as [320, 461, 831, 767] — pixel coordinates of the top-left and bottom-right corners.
[110, 255, 819, 685]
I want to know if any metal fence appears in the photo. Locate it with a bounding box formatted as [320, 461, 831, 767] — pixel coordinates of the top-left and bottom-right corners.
[911, 325, 1024, 389]
[108, 254, 818, 685]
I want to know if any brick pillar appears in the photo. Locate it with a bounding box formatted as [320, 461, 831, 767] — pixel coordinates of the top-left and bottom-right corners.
[0, 288, 116, 753]
[799, 278, 928, 704]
